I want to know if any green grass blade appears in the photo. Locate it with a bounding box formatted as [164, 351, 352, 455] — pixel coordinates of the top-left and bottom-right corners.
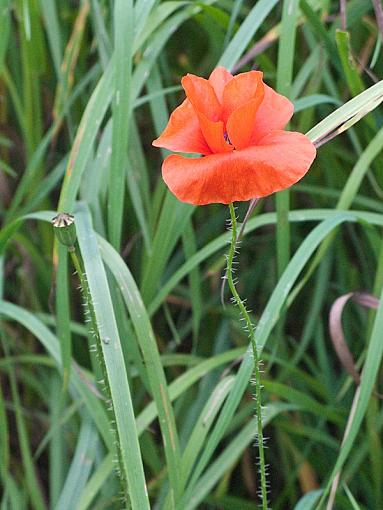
[52, 2, 90, 124]
[89, 0, 112, 68]
[55, 244, 71, 391]
[337, 125, 383, 209]
[277, 0, 299, 98]
[133, 1, 187, 53]
[218, 0, 279, 69]
[181, 376, 235, 485]
[343, 484, 362, 510]
[335, 30, 364, 97]
[293, 94, 340, 112]
[131, 5, 200, 105]
[182, 219, 202, 344]
[58, 61, 114, 212]
[98, 235, 183, 502]
[223, 0, 244, 48]
[275, 0, 300, 277]
[38, 0, 62, 78]
[185, 420, 256, 510]
[294, 490, 322, 510]
[133, 0, 157, 41]
[126, 154, 152, 253]
[107, 0, 133, 249]
[76, 454, 114, 510]
[48, 374, 65, 506]
[55, 419, 98, 510]
[306, 80, 383, 144]
[75, 203, 150, 509]
[141, 193, 194, 304]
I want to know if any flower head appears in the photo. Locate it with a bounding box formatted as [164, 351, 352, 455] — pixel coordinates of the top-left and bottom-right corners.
[153, 67, 316, 205]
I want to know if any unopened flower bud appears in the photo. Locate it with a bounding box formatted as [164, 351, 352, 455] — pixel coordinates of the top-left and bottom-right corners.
[52, 213, 77, 250]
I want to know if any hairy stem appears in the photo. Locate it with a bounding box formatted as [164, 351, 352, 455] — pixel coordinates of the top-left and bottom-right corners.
[69, 248, 130, 507]
[226, 202, 268, 509]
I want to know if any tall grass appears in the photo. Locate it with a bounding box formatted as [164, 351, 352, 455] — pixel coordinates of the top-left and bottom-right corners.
[1, 1, 383, 508]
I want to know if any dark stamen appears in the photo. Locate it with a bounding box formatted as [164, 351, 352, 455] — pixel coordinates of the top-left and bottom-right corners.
[224, 131, 232, 145]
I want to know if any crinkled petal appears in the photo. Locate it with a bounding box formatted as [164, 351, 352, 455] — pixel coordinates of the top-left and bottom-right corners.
[181, 74, 221, 121]
[196, 110, 233, 154]
[162, 130, 316, 205]
[208, 67, 233, 103]
[251, 84, 294, 143]
[222, 71, 264, 123]
[226, 98, 264, 150]
[152, 99, 211, 155]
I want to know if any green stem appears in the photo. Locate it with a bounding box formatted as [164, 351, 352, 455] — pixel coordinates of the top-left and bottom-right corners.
[69, 247, 130, 507]
[226, 202, 268, 510]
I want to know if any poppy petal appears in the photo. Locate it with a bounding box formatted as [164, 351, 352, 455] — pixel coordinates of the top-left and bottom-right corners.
[208, 67, 233, 103]
[222, 71, 264, 123]
[162, 130, 316, 205]
[196, 111, 233, 154]
[152, 99, 211, 155]
[181, 74, 221, 121]
[251, 84, 294, 143]
[226, 97, 264, 150]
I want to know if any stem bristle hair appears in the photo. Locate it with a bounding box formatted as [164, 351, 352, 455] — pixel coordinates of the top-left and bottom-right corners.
[66, 244, 129, 499]
[225, 202, 270, 510]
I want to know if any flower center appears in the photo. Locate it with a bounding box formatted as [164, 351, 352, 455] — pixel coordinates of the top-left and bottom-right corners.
[224, 131, 233, 146]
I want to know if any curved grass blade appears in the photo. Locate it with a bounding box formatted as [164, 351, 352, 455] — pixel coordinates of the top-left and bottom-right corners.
[58, 62, 114, 212]
[97, 235, 182, 502]
[133, 2, 188, 53]
[293, 94, 341, 112]
[75, 202, 150, 509]
[307, 79, 383, 145]
[218, 0, 279, 70]
[317, 283, 383, 507]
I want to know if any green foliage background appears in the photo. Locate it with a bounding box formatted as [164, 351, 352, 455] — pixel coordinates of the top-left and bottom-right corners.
[1, 1, 383, 508]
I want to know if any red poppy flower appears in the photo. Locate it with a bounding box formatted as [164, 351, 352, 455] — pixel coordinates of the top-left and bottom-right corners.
[153, 67, 316, 205]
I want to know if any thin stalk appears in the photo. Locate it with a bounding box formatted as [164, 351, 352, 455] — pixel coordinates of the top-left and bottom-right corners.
[68, 247, 130, 507]
[226, 202, 268, 509]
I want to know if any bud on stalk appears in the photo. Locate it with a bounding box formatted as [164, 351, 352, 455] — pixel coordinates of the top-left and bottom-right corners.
[52, 213, 77, 251]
